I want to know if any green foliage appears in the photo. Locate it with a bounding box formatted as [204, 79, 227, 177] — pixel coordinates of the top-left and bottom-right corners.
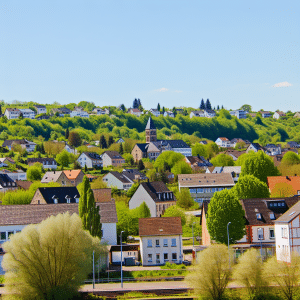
[175, 188, 196, 210]
[138, 159, 145, 170]
[68, 131, 82, 147]
[207, 189, 245, 244]
[171, 160, 193, 179]
[241, 151, 280, 183]
[192, 143, 208, 158]
[154, 151, 184, 171]
[127, 183, 140, 198]
[162, 205, 187, 226]
[281, 151, 300, 166]
[240, 104, 252, 112]
[2, 213, 107, 300]
[26, 165, 42, 181]
[182, 215, 201, 238]
[56, 149, 71, 167]
[210, 153, 235, 167]
[232, 175, 270, 199]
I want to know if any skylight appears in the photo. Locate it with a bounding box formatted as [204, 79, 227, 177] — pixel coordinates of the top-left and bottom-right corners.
[270, 213, 276, 220]
[256, 213, 262, 220]
[289, 211, 296, 216]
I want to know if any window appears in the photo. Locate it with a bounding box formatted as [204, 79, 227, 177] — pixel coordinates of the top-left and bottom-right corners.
[197, 188, 204, 193]
[257, 228, 264, 240]
[147, 239, 152, 247]
[270, 228, 275, 239]
[148, 254, 152, 262]
[156, 254, 160, 263]
[0, 232, 6, 241]
[164, 253, 168, 261]
[156, 239, 160, 247]
[7, 231, 14, 239]
[190, 189, 197, 194]
[163, 239, 168, 247]
[54, 198, 58, 204]
[171, 238, 176, 247]
[66, 198, 71, 204]
[270, 213, 275, 220]
[281, 227, 288, 238]
[212, 188, 216, 193]
[256, 213, 262, 220]
[172, 253, 177, 261]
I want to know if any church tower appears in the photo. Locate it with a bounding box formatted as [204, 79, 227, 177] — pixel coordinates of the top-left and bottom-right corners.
[145, 117, 157, 143]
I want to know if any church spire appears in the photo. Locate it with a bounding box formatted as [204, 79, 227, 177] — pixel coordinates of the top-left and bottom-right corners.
[145, 117, 157, 143]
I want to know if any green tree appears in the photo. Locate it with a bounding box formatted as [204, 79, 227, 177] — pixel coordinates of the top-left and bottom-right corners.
[175, 188, 195, 210]
[210, 153, 234, 166]
[56, 150, 70, 167]
[119, 143, 124, 155]
[241, 151, 280, 183]
[137, 202, 151, 218]
[270, 182, 296, 198]
[240, 104, 252, 112]
[171, 160, 192, 180]
[78, 176, 101, 238]
[157, 103, 161, 111]
[99, 135, 107, 149]
[186, 244, 232, 300]
[138, 159, 145, 170]
[65, 128, 69, 139]
[162, 205, 186, 226]
[192, 143, 208, 158]
[68, 131, 82, 147]
[2, 213, 106, 300]
[281, 151, 300, 166]
[232, 175, 270, 199]
[127, 183, 140, 198]
[27, 166, 42, 181]
[154, 151, 184, 171]
[207, 189, 245, 244]
[108, 136, 114, 147]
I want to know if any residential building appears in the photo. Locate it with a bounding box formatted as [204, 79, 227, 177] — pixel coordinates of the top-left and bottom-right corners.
[275, 200, 300, 262]
[185, 156, 213, 170]
[222, 150, 246, 161]
[139, 217, 183, 266]
[63, 170, 85, 186]
[230, 138, 249, 148]
[0, 169, 27, 181]
[19, 109, 36, 119]
[128, 108, 142, 117]
[122, 169, 148, 182]
[215, 137, 232, 148]
[116, 138, 125, 144]
[149, 108, 160, 117]
[267, 176, 300, 196]
[0, 158, 15, 168]
[164, 111, 175, 118]
[178, 173, 235, 205]
[246, 143, 265, 153]
[129, 182, 176, 217]
[0, 174, 18, 193]
[4, 108, 20, 119]
[206, 166, 241, 182]
[41, 171, 71, 186]
[77, 152, 102, 168]
[190, 110, 205, 118]
[102, 171, 134, 190]
[273, 111, 286, 119]
[64, 143, 78, 155]
[2, 139, 37, 153]
[230, 110, 247, 119]
[51, 107, 71, 116]
[110, 244, 139, 265]
[261, 111, 272, 118]
[34, 105, 47, 115]
[264, 144, 281, 156]
[199, 140, 208, 145]
[204, 110, 216, 118]
[294, 112, 300, 119]
[70, 107, 89, 118]
[92, 108, 106, 115]
[287, 141, 300, 148]
[27, 158, 57, 170]
[102, 151, 125, 167]
[31, 187, 80, 204]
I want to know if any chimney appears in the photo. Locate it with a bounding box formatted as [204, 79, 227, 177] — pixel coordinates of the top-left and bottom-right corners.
[286, 176, 290, 180]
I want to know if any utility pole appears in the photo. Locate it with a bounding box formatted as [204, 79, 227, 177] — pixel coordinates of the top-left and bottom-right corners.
[227, 222, 231, 266]
[120, 231, 124, 288]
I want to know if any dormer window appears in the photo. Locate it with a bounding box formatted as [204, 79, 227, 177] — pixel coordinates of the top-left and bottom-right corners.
[54, 198, 58, 204]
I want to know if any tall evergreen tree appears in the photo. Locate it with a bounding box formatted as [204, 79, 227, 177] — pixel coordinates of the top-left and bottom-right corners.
[157, 103, 161, 111]
[0, 104, 2, 115]
[172, 107, 177, 117]
[137, 98, 141, 107]
[200, 99, 205, 109]
[99, 135, 107, 149]
[120, 104, 126, 112]
[65, 128, 69, 139]
[133, 98, 139, 109]
[162, 107, 165, 114]
[79, 176, 102, 238]
[108, 136, 114, 147]
[217, 105, 220, 110]
[206, 99, 212, 110]
[138, 159, 145, 170]
[119, 143, 124, 155]
[222, 105, 224, 109]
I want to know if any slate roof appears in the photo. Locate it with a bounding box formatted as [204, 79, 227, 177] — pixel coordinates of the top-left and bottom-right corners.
[92, 189, 112, 202]
[178, 173, 235, 187]
[36, 187, 80, 204]
[103, 151, 124, 159]
[122, 169, 147, 181]
[240, 196, 300, 225]
[154, 140, 190, 149]
[83, 152, 102, 160]
[287, 141, 300, 148]
[140, 181, 175, 202]
[34, 105, 46, 108]
[41, 171, 63, 183]
[0, 174, 17, 188]
[250, 143, 265, 151]
[135, 143, 148, 153]
[108, 171, 132, 184]
[0, 202, 117, 226]
[27, 158, 57, 165]
[146, 117, 156, 130]
[139, 217, 182, 236]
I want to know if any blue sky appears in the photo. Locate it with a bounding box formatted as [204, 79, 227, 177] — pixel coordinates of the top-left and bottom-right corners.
[0, 1, 299, 111]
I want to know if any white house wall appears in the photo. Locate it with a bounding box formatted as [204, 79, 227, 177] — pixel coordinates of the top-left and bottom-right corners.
[275, 223, 291, 262]
[101, 223, 117, 246]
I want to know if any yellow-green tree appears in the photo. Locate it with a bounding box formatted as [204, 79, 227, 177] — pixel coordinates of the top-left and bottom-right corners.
[270, 182, 296, 198]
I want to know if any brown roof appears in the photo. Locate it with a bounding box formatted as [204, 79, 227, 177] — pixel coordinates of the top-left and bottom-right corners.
[92, 189, 112, 202]
[16, 180, 33, 190]
[103, 151, 124, 160]
[178, 173, 235, 187]
[139, 217, 182, 236]
[240, 196, 300, 226]
[0, 202, 117, 226]
[222, 150, 246, 159]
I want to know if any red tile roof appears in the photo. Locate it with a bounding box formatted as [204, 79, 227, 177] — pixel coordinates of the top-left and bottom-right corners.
[139, 217, 182, 236]
[267, 176, 300, 193]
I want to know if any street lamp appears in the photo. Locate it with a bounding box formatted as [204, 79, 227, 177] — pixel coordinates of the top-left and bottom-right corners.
[192, 222, 196, 247]
[227, 222, 231, 266]
[258, 228, 263, 262]
[120, 231, 124, 288]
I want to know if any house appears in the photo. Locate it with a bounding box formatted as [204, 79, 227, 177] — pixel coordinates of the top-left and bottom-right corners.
[246, 143, 265, 153]
[149, 108, 160, 117]
[261, 111, 272, 118]
[206, 166, 241, 182]
[139, 217, 183, 266]
[287, 141, 300, 149]
[2, 139, 37, 153]
[122, 169, 148, 182]
[27, 158, 57, 170]
[230, 138, 249, 148]
[4, 108, 20, 119]
[267, 176, 300, 196]
[19, 109, 36, 119]
[156, 140, 192, 157]
[92, 108, 106, 115]
[34, 105, 47, 115]
[51, 107, 72, 116]
[178, 173, 235, 205]
[77, 152, 102, 168]
[0, 174, 18, 193]
[65, 143, 78, 155]
[128, 108, 142, 117]
[249, 113, 257, 118]
[63, 170, 85, 186]
[31, 187, 80, 204]
[16, 180, 33, 190]
[185, 155, 213, 170]
[230, 110, 247, 119]
[110, 244, 140, 265]
[102, 151, 125, 167]
[116, 138, 125, 144]
[0, 158, 15, 167]
[294, 112, 300, 119]
[273, 111, 286, 119]
[222, 150, 246, 161]
[215, 137, 232, 148]
[129, 182, 176, 217]
[204, 110, 216, 118]
[102, 171, 134, 190]
[275, 200, 300, 262]
[190, 110, 205, 118]
[41, 171, 71, 186]
[164, 111, 175, 118]
[0, 169, 27, 181]
[264, 144, 281, 156]
[199, 140, 208, 145]
[70, 107, 89, 118]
